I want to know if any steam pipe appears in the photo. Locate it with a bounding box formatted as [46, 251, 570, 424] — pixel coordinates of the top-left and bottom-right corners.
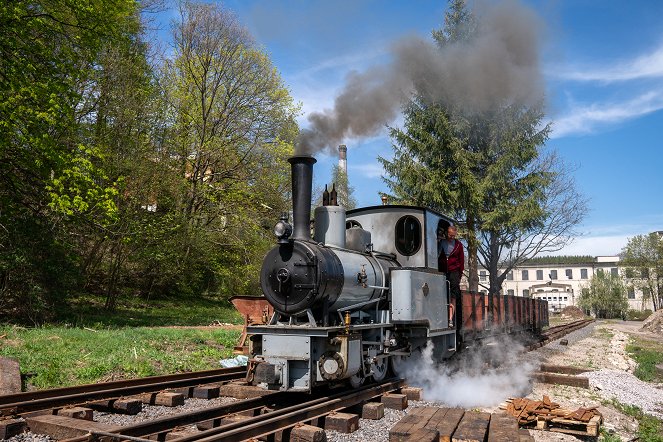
[288, 155, 316, 240]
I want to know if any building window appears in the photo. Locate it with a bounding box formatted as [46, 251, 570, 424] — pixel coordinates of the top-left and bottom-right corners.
[611, 268, 618, 277]
[507, 271, 513, 281]
[522, 270, 529, 280]
[480, 290, 487, 295]
[537, 289, 544, 293]
[566, 269, 573, 279]
[550, 270, 558, 280]
[628, 289, 635, 299]
[563, 296, 568, 301]
[551, 289, 558, 292]
[536, 270, 543, 280]
[479, 270, 487, 282]
[553, 297, 557, 301]
[523, 289, 530, 297]
[507, 289, 514, 296]
[580, 268, 588, 279]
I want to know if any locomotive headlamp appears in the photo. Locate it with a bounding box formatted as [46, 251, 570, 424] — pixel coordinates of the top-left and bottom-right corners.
[274, 213, 292, 243]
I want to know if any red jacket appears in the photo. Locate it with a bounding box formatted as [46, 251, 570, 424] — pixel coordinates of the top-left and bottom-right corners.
[438, 239, 464, 274]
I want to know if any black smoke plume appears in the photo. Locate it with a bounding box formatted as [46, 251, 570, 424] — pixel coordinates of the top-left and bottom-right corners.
[296, 0, 545, 155]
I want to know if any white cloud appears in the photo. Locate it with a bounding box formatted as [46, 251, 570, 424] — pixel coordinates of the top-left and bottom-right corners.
[550, 90, 663, 138]
[290, 48, 388, 82]
[553, 235, 629, 257]
[349, 162, 385, 179]
[550, 216, 663, 256]
[554, 43, 663, 82]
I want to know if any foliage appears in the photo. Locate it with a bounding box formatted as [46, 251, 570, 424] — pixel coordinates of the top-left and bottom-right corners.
[578, 272, 628, 318]
[0, 1, 298, 322]
[523, 255, 596, 265]
[606, 399, 663, 442]
[0, 325, 241, 389]
[626, 338, 663, 382]
[379, 0, 586, 295]
[621, 232, 663, 311]
[626, 309, 653, 321]
[0, 0, 138, 321]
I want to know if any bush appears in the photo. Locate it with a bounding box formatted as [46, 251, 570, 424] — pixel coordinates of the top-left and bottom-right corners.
[626, 309, 653, 321]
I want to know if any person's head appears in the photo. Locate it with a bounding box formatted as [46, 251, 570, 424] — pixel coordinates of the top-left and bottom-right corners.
[447, 225, 458, 239]
[436, 221, 448, 240]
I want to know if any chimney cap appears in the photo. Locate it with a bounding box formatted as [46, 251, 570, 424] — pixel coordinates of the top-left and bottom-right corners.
[288, 155, 317, 165]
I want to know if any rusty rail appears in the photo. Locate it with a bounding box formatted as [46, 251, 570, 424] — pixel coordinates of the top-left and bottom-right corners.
[0, 366, 246, 416]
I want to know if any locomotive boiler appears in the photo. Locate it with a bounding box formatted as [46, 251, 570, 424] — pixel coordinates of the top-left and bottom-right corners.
[247, 156, 459, 392]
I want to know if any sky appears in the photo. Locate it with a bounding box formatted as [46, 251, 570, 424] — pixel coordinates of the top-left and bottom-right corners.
[153, 0, 663, 257]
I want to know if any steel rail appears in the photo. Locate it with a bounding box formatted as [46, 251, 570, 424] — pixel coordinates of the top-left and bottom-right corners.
[0, 367, 246, 415]
[61, 392, 294, 442]
[172, 379, 405, 442]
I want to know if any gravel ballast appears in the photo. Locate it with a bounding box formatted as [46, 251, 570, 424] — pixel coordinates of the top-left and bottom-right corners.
[585, 369, 663, 419]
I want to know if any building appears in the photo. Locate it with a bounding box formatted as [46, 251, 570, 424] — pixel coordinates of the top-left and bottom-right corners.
[477, 256, 654, 313]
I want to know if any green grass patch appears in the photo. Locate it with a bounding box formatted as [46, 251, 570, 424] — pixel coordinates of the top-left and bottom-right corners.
[605, 399, 663, 442]
[54, 294, 243, 328]
[596, 327, 615, 339]
[0, 325, 242, 389]
[626, 338, 663, 382]
[599, 428, 622, 442]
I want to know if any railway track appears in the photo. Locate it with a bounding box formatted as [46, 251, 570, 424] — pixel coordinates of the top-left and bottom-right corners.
[0, 366, 246, 416]
[531, 318, 594, 350]
[61, 379, 405, 442]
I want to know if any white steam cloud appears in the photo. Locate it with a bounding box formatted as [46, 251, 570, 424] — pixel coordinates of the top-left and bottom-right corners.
[403, 336, 537, 408]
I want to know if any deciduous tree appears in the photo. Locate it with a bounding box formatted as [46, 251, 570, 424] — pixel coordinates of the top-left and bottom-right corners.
[578, 271, 628, 319]
[621, 233, 662, 311]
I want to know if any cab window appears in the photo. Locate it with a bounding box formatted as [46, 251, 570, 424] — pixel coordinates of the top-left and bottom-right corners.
[395, 215, 421, 256]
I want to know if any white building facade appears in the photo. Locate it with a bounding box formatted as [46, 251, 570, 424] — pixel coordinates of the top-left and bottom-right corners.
[479, 256, 653, 313]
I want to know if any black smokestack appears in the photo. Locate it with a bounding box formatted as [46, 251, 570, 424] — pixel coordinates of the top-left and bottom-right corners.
[296, 0, 544, 156]
[288, 155, 317, 240]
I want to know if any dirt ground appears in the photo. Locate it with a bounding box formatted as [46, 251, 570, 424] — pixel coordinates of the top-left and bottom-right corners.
[484, 320, 662, 441]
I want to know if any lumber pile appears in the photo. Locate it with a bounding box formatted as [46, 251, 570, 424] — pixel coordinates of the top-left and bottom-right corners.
[500, 395, 602, 437]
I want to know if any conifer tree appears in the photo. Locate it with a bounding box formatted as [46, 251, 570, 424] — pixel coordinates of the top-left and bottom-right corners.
[380, 0, 586, 295]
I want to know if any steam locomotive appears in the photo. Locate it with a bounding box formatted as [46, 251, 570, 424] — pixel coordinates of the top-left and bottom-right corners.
[246, 156, 548, 392]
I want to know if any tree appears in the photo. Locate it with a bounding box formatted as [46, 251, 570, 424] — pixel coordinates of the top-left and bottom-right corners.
[621, 233, 663, 311]
[578, 271, 628, 319]
[0, 0, 140, 320]
[380, 0, 586, 295]
[159, 1, 298, 298]
[316, 165, 357, 209]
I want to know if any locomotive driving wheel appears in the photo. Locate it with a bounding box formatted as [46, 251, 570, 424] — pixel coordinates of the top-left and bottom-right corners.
[371, 357, 388, 381]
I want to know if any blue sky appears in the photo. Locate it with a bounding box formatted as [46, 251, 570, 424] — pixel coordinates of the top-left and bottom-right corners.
[155, 1, 663, 256]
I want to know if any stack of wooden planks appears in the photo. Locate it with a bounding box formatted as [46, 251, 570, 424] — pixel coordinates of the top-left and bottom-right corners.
[500, 395, 602, 437]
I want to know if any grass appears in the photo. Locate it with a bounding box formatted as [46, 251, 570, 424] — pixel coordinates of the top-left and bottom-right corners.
[0, 325, 242, 389]
[596, 327, 615, 339]
[54, 293, 244, 328]
[0, 293, 247, 390]
[626, 336, 663, 383]
[605, 399, 663, 442]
